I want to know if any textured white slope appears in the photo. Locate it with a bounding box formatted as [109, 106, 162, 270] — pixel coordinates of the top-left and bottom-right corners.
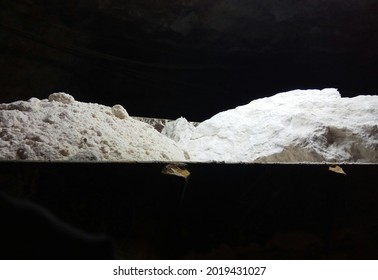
[0, 93, 189, 161]
[164, 89, 378, 163]
[2, 89, 377, 163]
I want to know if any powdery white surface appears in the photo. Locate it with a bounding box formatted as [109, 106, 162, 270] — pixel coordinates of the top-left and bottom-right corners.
[162, 117, 196, 143]
[164, 88, 378, 163]
[0, 93, 189, 161]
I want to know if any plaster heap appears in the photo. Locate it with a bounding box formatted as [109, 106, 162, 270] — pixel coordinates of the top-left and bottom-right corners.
[163, 88, 378, 163]
[1, 89, 377, 163]
[0, 92, 189, 161]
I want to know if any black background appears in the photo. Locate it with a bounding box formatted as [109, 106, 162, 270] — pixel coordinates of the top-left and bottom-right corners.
[2, 162, 378, 259]
[1, 0, 378, 121]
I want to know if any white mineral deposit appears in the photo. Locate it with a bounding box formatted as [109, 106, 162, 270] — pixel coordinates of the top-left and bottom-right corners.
[164, 88, 378, 163]
[0, 93, 189, 161]
[1, 89, 377, 163]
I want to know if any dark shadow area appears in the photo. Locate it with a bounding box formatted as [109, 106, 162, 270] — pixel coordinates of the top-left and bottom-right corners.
[0, 162, 377, 259]
[0, 191, 115, 259]
[1, 1, 378, 120]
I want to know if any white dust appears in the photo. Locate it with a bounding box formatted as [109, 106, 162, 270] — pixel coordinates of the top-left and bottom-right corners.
[163, 88, 378, 163]
[1, 89, 377, 163]
[0, 92, 189, 161]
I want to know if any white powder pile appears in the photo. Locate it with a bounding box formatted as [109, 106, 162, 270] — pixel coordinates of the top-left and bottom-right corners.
[162, 117, 197, 143]
[0, 92, 190, 161]
[163, 88, 378, 163]
[2, 89, 378, 163]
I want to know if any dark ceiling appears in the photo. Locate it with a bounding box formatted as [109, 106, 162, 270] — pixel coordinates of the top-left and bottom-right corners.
[1, 0, 378, 120]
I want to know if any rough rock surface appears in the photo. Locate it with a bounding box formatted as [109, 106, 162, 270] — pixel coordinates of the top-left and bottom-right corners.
[164, 89, 378, 163]
[0, 93, 189, 161]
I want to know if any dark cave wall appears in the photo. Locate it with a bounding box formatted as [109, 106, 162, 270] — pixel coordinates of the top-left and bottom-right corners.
[1, 0, 378, 120]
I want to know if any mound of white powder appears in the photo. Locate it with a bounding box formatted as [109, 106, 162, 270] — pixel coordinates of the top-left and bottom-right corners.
[2, 89, 377, 163]
[0, 92, 190, 161]
[163, 88, 378, 163]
